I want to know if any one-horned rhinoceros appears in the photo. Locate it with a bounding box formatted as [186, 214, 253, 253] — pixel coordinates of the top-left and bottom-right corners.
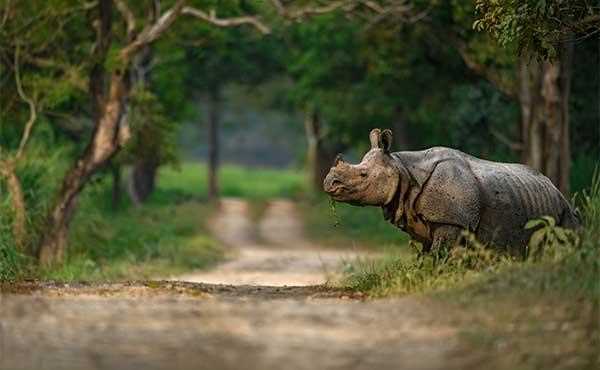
[323, 128, 580, 256]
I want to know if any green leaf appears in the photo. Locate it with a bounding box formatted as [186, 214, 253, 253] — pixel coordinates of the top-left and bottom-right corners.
[525, 219, 544, 229]
[541, 216, 556, 227]
[554, 227, 568, 243]
[528, 229, 545, 251]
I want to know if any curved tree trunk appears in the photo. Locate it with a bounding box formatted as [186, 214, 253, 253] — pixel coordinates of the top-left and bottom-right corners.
[207, 88, 221, 201]
[35, 0, 186, 265]
[38, 74, 130, 266]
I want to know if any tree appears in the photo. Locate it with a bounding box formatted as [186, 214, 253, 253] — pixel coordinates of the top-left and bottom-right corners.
[178, 3, 281, 200]
[472, 0, 596, 194]
[3, 0, 386, 265]
[1, 0, 275, 265]
[0, 47, 36, 250]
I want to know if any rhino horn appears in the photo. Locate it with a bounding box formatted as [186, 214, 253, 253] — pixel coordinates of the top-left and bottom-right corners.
[369, 128, 381, 149]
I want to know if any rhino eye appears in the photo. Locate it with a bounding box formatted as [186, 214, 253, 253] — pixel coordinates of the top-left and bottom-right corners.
[360, 172, 368, 178]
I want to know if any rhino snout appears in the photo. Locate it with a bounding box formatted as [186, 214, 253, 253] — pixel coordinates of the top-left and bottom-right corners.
[323, 172, 344, 195]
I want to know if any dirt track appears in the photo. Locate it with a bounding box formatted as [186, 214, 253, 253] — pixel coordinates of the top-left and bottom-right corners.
[0, 198, 478, 370]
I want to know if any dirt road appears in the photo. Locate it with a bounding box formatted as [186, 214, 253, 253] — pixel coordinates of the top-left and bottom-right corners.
[0, 198, 477, 370]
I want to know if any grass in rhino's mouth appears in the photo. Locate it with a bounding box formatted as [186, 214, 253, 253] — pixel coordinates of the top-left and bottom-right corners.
[329, 198, 341, 227]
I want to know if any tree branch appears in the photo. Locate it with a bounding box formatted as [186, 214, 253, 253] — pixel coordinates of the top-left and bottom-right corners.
[115, 0, 136, 40]
[120, 0, 186, 61]
[14, 46, 37, 161]
[269, 0, 355, 19]
[450, 34, 517, 99]
[490, 128, 523, 152]
[182, 6, 271, 34]
[1, 0, 11, 28]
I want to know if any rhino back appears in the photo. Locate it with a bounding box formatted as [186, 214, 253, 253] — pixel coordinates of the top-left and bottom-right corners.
[392, 147, 573, 253]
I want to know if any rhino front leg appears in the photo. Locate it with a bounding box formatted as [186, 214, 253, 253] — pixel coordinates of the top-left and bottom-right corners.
[430, 224, 462, 261]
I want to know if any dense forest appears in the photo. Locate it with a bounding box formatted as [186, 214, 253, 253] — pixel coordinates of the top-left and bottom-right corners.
[0, 0, 598, 270]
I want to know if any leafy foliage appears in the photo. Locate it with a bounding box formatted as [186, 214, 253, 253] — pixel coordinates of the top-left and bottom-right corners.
[524, 216, 579, 261]
[474, 0, 600, 58]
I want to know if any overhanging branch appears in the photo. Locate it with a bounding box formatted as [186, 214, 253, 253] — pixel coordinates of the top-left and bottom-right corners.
[182, 6, 271, 34]
[120, 0, 186, 61]
[270, 0, 355, 19]
[450, 34, 517, 99]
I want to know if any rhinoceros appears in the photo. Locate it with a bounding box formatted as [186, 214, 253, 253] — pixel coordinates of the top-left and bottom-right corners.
[323, 128, 579, 256]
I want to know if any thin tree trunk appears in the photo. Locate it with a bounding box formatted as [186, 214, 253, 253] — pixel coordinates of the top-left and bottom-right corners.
[519, 57, 532, 164]
[559, 37, 574, 195]
[304, 109, 323, 192]
[207, 88, 221, 200]
[392, 106, 411, 150]
[520, 57, 545, 171]
[127, 43, 160, 205]
[541, 61, 562, 185]
[0, 161, 26, 250]
[111, 163, 122, 210]
[129, 158, 159, 205]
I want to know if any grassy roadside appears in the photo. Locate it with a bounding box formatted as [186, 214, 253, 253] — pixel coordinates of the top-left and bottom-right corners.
[332, 175, 600, 370]
[40, 163, 307, 281]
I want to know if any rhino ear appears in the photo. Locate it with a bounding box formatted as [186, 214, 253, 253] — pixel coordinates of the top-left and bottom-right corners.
[369, 128, 381, 149]
[381, 129, 393, 153]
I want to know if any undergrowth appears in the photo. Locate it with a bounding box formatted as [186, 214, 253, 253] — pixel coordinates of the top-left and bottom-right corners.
[41, 173, 224, 281]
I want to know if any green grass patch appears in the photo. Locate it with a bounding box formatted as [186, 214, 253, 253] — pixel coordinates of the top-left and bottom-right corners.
[43, 198, 223, 281]
[40, 164, 230, 281]
[157, 163, 305, 201]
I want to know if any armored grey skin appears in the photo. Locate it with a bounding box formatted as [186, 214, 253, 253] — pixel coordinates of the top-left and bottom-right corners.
[323, 128, 580, 257]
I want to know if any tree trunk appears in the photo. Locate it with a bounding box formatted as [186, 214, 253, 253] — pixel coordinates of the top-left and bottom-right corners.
[392, 106, 411, 150]
[518, 52, 572, 195]
[304, 109, 323, 192]
[304, 110, 340, 192]
[126, 43, 160, 205]
[111, 163, 122, 210]
[38, 73, 129, 266]
[207, 88, 221, 200]
[559, 37, 574, 195]
[0, 161, 27, 250]
[129, 158, 159, 205]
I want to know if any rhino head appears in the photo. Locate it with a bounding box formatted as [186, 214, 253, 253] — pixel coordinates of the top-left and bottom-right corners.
[323, 128, 400, 206]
